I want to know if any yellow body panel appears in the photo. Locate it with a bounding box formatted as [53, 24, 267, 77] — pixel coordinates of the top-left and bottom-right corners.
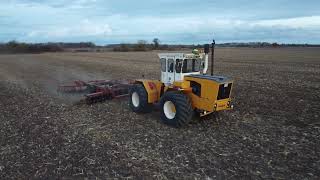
[135, 79, 162, 103]
[173, 81, 190, 89]
[184, 76, 233, 112]
[136, 76, 233, 114]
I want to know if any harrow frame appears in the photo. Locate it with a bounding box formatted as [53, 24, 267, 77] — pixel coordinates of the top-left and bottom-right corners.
[58, 80, 134, 104]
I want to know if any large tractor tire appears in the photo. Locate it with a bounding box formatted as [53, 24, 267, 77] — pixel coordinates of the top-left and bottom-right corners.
[160, 92, 193, 127]
[129, 84, 152, 113]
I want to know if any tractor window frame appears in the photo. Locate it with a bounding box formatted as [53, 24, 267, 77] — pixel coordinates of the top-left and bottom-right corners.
[160, 58, 166, 72]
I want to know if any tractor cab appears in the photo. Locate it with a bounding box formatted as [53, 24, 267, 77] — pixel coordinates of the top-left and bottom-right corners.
[130, 41, 233, 128]
[158, 53, 205, 86]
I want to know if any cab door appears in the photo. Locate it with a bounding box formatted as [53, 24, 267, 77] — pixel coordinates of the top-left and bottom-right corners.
[160, 58, 175, 85]
[160, 58, 168, 85]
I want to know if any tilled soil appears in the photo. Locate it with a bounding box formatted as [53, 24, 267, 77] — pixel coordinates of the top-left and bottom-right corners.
[0, 48, 320, 179]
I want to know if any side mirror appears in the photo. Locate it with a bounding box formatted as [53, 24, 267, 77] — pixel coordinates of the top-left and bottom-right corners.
[204, 44, 210, 54]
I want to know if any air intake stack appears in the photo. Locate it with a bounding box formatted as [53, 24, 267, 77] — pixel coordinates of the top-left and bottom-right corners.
[211, 39, 215, 76]
[203, 44, 210, 74]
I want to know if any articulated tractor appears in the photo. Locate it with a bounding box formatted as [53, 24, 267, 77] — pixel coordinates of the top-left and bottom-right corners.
[129, 41, 234, 127]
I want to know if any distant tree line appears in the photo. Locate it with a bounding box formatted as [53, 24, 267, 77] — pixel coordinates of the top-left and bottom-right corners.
[0, 41, 96, 54]
[112, 38, 171, 52]
[110, 38, 211, 52]
[111, 40, 320, 52]
[1, 40, 319, 54]
[216, 42, 320, 48]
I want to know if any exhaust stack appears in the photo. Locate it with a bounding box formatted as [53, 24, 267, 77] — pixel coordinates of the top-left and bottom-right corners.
[203, 44, 210, 74]
[211, 39, 215, 76]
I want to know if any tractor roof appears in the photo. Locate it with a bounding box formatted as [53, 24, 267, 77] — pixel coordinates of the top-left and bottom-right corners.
[158, 53, 203, 59]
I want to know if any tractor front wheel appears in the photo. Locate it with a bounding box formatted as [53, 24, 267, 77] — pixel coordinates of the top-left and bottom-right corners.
[160, 92, 193, 127]
[129, 84, 152, 113]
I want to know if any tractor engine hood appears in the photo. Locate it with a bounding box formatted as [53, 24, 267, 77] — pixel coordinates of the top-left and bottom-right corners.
[185, 74, 231, 84]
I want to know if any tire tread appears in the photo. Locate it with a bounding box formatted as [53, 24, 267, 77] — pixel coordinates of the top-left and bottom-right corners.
[129, 84, 152, 113]
[160, 91, 193, 127]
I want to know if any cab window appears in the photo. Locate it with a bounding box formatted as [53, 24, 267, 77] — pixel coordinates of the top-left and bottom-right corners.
[175, 59, 182, 73]
[160, 58, 166, 72]
[168, 59, 174, 73]
[193, 59, 201, 72]
[182, 59, 201, 73]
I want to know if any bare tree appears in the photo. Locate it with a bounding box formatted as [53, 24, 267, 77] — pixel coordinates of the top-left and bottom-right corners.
[152, 38, 160, 49]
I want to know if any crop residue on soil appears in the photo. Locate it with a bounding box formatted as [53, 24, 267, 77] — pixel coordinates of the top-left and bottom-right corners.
[0, 48, 320, 179]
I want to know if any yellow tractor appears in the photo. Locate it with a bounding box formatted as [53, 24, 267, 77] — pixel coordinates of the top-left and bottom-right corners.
[129, 40, 233, 127]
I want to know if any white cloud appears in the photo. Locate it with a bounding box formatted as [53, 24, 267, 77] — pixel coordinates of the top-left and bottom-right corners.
[252, 16, 320, 29]
[27, 19, 112, 38]
[22, 15, 320, 43]
[99, 15, 320, 37]
[12, 0, 99, 9]
[1, 0, 319, 43]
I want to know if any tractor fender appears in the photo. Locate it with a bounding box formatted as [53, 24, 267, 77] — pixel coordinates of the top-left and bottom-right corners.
[134, 80, 163, 103]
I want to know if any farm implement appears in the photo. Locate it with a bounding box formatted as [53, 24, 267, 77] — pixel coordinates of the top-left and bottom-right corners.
[58, 79, 134, 104]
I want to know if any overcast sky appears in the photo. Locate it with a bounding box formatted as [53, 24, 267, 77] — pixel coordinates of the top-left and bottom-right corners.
[0, 0, 319, 44]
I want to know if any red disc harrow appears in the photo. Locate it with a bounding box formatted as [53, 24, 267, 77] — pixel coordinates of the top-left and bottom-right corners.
[58, 79, 134, 104]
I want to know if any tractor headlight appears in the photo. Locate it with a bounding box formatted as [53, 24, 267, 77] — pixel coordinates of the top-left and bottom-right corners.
[214, 104, 217, 110]
[227, 101, 232, 108]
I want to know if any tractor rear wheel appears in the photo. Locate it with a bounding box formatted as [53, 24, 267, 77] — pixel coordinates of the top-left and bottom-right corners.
[160, 92, 193, 127]
[129, 84, 152, 113]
